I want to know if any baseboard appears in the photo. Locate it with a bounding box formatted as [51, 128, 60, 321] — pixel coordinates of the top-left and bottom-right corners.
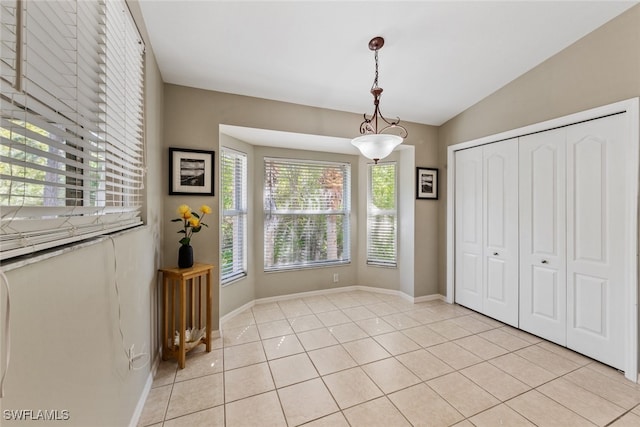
[221, 285, 446, 325]
[352, 285, 404, 298]
[414, 294, 446, 303]
[220, 299, 256, 325]
[129, 351, 160, 427]
[254, 285, 360, 305]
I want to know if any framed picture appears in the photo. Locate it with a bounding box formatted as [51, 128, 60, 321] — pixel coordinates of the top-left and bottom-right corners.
[416, 167, 438, 200]
[169, 148, 215, 195]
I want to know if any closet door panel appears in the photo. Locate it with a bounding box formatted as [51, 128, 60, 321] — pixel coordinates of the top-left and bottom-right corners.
[566, 114, 626, 370]
[483, 139, 519, 326]
[455, 147, 483, 312]
[519, 128, 567, 345]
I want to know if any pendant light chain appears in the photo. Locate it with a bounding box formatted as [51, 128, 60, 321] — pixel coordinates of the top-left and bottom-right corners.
[371, 49, 379, 92]
[357, 37, 407, 137]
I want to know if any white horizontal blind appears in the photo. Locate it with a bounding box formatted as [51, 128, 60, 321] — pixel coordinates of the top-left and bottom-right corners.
[105, 0, 144, 210]
[367, 162, 397, 266]
[0, 0, 18, 89]
[264, 157, 350, 270]
[0, 0, 144, 260]
[221, 148, 247, 283]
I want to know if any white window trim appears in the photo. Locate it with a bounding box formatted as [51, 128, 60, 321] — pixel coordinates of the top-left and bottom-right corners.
[220, 147, 247, 284]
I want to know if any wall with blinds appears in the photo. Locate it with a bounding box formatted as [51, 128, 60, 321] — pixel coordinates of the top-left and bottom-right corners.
[0, 0, 145, 260]
[0, 1, 163, 426]
[163, 88, 438, 314]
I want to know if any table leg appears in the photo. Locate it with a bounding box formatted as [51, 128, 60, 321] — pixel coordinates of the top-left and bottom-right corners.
[179, 278, 186, 369]
[162, 277, 169, 361]
[206, 270, 212, 352]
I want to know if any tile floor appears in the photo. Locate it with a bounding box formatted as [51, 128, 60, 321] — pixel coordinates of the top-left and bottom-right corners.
[138, 290, 640, 426]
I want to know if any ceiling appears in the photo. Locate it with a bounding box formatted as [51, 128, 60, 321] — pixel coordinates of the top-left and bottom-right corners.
[137, 1, 636, 130]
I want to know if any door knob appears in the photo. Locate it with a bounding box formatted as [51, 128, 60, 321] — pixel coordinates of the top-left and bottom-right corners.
[541, 260, 548, 264]
[493, 252, 499, 256]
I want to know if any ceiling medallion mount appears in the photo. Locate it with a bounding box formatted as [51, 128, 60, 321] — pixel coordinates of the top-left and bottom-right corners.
[351, 36, 407, 164]
[368, 36, 385, 51]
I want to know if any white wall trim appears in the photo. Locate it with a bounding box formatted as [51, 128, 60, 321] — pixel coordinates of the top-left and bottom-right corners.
[446, 97, 639, 382]
[220, 286, 446, 325]
[129, 352, 160, 427]
[624, 97, 639, 383]
[220, 300, 256, 325]
[414, 294, 446, 304]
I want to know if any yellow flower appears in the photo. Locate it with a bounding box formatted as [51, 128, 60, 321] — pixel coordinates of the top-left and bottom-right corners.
[172, 204, 208, 246]
[177, 204, 190, 215]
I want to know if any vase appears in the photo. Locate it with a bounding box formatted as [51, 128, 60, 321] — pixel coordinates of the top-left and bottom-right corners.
[178, 244, 194, 268]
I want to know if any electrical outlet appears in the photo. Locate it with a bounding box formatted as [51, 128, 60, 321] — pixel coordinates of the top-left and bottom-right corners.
[333, 273, 339, 283]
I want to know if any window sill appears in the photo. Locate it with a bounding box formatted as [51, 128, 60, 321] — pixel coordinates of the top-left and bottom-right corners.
[366, 262, 398, 269]
[0, 225, 147, 272]
[221, 273, 247, 287]
[264, 261, 351, 274]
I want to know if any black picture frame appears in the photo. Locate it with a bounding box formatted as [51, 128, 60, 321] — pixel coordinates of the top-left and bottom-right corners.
[416, 167, 438, 200]
[169, 147, 215, 196]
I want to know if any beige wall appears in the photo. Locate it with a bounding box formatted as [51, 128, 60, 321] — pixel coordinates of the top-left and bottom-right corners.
[7, 2, 633, 422]
[437, 4, 640, 295]
[162, 85, 439, 317]
[0, 2, 165, 425]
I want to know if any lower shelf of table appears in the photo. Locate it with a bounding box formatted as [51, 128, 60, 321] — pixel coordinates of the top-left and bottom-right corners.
[162, 337, 206, 361]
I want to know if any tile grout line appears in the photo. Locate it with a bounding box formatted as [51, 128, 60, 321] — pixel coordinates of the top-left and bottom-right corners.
[151, 291, 638, 426]
[228, 295, 488, 424]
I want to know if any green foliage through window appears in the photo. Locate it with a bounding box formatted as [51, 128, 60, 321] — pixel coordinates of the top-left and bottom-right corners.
[367, 162, 397, 266]
[264, 158, 351, 270]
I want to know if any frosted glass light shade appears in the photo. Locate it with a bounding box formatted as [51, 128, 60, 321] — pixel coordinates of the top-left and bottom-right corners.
[351, 133, 403, 162]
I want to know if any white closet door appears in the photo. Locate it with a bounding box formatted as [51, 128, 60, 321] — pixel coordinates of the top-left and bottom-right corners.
[483, 139, 519, 327]
[566, 114, 627, 370]
[519, 128, 567, 345]
[455, 147, 483, 312]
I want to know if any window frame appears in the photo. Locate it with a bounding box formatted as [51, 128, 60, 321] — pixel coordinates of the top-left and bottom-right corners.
[366, 161, 398, 267]
[220, 147, 248, 284]
[263, 157, 351, 272]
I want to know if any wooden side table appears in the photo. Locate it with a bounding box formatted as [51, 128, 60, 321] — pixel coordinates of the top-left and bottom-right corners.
[159, 263, 214, 368]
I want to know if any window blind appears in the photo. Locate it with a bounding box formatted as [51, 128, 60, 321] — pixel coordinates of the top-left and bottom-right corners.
[367, 162, 397, 266]
[0, 0, 144, 260]
[0, 0, 18, 89]
[221, 148, 247, 283]
[264, 157, 350, 270]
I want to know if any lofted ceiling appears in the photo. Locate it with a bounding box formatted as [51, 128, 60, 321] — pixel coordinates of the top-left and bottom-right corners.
[137, 0, 637, 129]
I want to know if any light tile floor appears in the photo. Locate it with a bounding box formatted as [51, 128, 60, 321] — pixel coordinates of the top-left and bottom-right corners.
[139, 290, 640, 426]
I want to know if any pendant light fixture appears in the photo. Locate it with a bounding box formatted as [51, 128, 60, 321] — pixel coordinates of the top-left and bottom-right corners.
[351, 36, 407, 164]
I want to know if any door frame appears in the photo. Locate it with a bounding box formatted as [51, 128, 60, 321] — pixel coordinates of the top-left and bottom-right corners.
[446, 97, 639, 382]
